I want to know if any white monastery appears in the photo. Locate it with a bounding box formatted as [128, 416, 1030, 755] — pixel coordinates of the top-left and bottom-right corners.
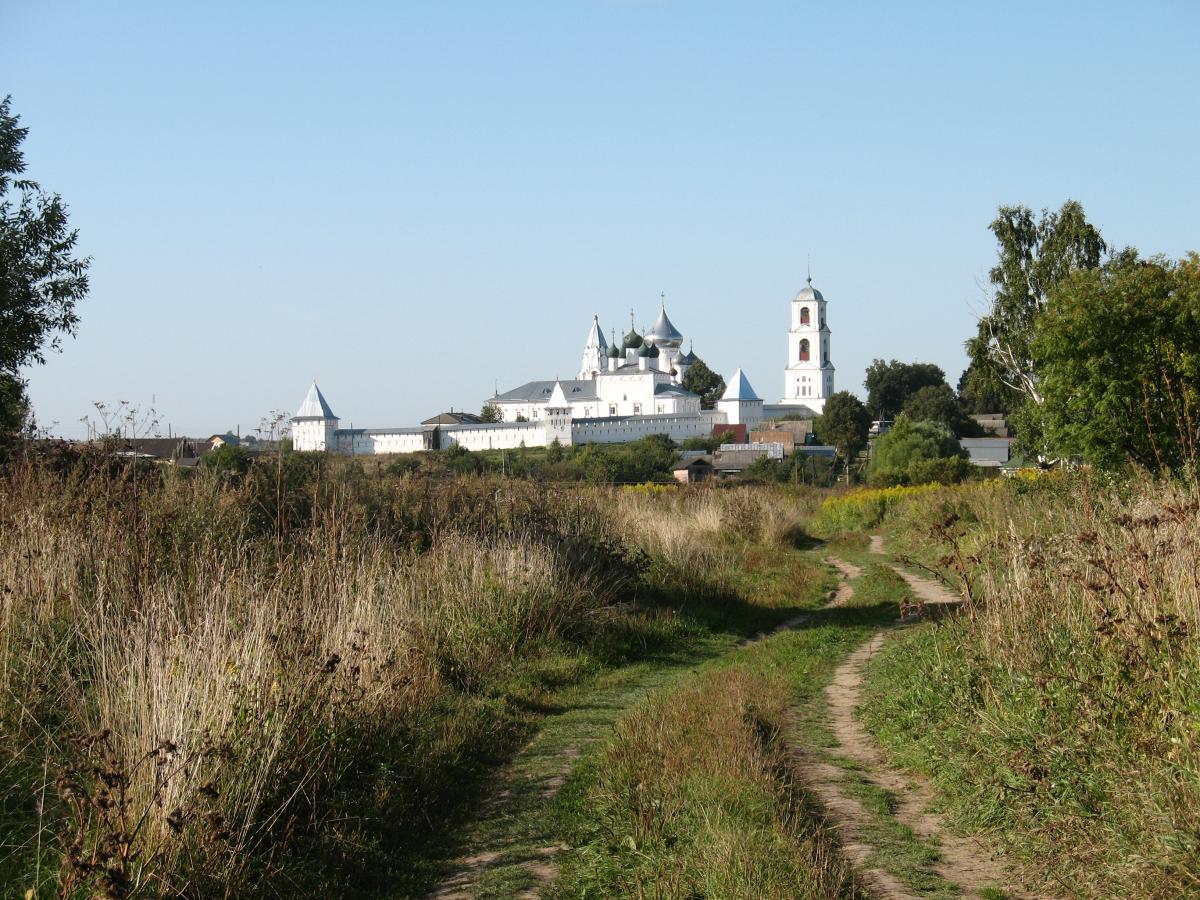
[292, 277, 835, 454]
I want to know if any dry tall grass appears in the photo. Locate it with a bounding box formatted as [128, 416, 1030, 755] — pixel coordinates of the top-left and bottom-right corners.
[863, 473, 1200, 896]
[0, 453, 642, 896]
[0, 453, 822, 896]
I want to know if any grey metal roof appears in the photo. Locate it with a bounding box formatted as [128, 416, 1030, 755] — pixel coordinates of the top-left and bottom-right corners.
[654, 384, 699, 398]
[647, 304, 684, 346]
[295, 381, 337, 419]
[336, 427, 425, 436]
[492, 379, 598, 403]
[720, 368, 761, 401]
[794, 276, 825, 303]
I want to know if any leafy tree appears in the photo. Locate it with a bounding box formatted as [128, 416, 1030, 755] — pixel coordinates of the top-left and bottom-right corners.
[901, 384, 980, 437]
[681, 357, 726, 409]
[864, 359, 946, 419]
[479, 402, 502, 423]
[868, 418, 966, 486]
[956, 360, 1012, 414]
[0, 97, 90, 436]
[1035, 252, 1200, 471]
[814, 391, 871, 467]
[201, 444, 253, 475]
[965, 201, 1107, 421]
[442, 442, 481, 474]
[679, 428, 737, 452]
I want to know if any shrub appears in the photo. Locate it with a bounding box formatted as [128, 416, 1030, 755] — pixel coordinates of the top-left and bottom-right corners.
[868, 418, 967, 486]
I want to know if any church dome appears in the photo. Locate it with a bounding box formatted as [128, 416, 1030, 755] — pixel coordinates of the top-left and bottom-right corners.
[647, 304, 684, 348]
[636, 341, 653, 357]
[623, 328, 643, 350]
[794, 276, 824, 303]
[607, 342, 622, 359]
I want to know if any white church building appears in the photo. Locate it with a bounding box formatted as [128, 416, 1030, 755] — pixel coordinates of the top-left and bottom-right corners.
[292, 277, 835, 454]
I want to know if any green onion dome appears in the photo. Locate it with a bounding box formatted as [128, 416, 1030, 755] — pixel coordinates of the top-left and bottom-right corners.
[623, 329, 643, 350]
[607, 342, 622, 359]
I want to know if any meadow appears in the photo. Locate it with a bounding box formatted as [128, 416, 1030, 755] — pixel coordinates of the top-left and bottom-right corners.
[851, 473, 1200, 897]
[0, 445, 825, 898]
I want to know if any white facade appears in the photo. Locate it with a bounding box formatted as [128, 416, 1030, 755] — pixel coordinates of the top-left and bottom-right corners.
[779, 276, 835, 415]
[717, 368, 765, 425]
[289, 290, 808, 457]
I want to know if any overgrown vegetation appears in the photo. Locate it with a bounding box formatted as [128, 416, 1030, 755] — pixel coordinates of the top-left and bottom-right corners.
[0, 444, 824, 897]
[852, 474, 1200, 896]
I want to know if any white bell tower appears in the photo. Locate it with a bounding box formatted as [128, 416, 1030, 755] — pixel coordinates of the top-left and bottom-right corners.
[781, 273, 835, 414]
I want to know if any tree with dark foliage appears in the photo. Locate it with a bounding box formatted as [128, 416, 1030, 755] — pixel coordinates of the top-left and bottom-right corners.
[681, 357, 726, 409]
[863, 359, 946, 419]
[0, 96, 90, 439]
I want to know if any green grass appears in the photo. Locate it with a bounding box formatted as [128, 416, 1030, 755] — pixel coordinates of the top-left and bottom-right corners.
[548, 555, 907, 899]
[411, 537, 833, 897]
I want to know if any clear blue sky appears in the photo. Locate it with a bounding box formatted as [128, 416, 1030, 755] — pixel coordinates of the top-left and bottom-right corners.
[5, 1, 1198, 438]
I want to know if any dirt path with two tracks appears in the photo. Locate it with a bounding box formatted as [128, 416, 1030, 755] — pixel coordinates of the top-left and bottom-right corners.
[805, 538, 1053, 899]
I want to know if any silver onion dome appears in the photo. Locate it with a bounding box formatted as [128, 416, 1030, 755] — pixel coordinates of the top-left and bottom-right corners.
[647, 303, 684, 348]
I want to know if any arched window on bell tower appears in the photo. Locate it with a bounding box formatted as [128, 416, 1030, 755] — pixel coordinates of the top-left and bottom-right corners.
[799, 339, 810, 361]
[800, 307, 810, 325]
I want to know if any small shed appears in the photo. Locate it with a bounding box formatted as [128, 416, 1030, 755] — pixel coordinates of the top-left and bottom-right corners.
[672, 456, 714, 484]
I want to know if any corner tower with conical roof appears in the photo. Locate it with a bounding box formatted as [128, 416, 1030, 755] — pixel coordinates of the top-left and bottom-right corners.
[718, 368, 764, 426]
[781, 273, 835, 414]
[292, 381, 339, 451]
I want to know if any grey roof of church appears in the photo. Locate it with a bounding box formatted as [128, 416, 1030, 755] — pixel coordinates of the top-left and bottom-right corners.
[647, 305, 684, 345]
[654, 384, 699, 398]
[794, 277, 824, 303]
[295, 381, 337, 419]
[492, 379, 599, 402]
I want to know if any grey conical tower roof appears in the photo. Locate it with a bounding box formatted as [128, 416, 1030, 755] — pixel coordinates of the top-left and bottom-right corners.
[295, 381, 337, 419]
[720, 368, 761, 401]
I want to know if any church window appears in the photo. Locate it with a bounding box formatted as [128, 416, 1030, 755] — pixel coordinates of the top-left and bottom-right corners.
[609, 404, 617, 416]
[800, 307, 810, 325]
[799, 339, 810, 361]
[633, 403, 641, 414]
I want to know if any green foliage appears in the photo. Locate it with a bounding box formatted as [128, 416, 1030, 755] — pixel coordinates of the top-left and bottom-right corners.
[1035, 252, 1200, 471]
[901, 383, 980, 437]
[956, 360, 1011, 415]
[859, 474, 1200, 896]
[678, 429, 737, 453]
[0, 96, 90, 437]
[384, 455, 422, 477]
[809, 483, 943, 534]
[965, 201, 1107, 430]
[864, 359, 946, 419]
[867, 418, 967, 486]
[681, 357, 725, 409]
[478, 402, 502, 423]
[200, 444, 254, 475]
[813, 391, 871, 462]
[441, 442, 482, 474]
[743, 452, 835, 486]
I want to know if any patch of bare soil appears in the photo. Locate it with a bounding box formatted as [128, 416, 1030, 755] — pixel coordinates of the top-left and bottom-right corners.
[823, 556, 862, 607]
[791, 552, 1054, 899]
